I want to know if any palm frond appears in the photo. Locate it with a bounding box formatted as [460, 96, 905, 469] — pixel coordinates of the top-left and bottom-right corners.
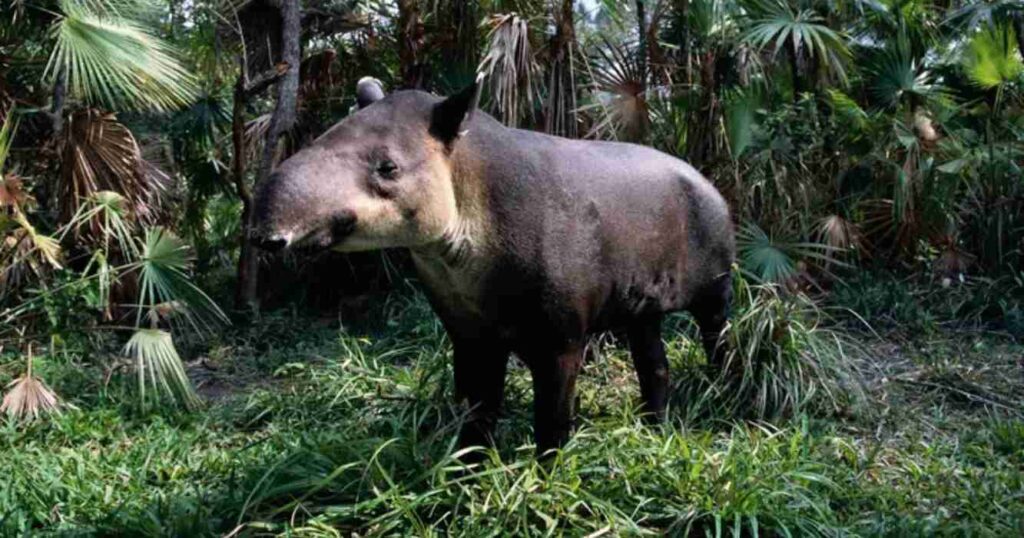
[62, 190, 138, 258]
[134, 227, 228, 334]
[817, 214, 862, 253]
[865, 35, 938, 109]
[825, 89, 868, 130]
[962, 24, 1023, 89]
[1, 347, 61, 421]
[741, 0, 850, 84]
[45, 0, 196, 112]
[737, 221, 845, 285]
[583, 36, 649, 141]
[1, 211, 64, 298]
[478, 14, 538, 127]
[946, 0, 1024, 33]
[0, 110, 14, 175]
[58, 109, 163, 225]
[2, 375, 61, 421]
[724, 88, 760, 159]
[123, 328, 201, 410]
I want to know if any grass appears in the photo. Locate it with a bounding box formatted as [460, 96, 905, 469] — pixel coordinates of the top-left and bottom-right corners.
[1, 283, 1023, 536]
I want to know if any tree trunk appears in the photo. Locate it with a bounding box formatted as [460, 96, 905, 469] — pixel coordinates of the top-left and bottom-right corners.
[545, 0, 577, 137]
[673, 0, 690, 88]
[50, 67, 67, 134]
[687, 50, 718, 167]
[397, 0, 425, 89]
[636, 0, 647, 85]
[787, 39, 801, 103]
[236, 0, 301, 313]
[232, 61, 254, 311]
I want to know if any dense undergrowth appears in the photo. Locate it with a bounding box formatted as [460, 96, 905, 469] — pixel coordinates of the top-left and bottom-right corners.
[2, 279, 1022, 536]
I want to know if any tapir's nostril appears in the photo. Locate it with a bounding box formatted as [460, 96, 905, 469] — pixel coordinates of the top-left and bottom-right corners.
[254, 235, 288, 252]
[331, 211, 358, 238]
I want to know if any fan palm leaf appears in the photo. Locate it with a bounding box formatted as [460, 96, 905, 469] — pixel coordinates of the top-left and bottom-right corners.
[865, 34, 939, 109]
[478, 13, 538, 127]
[45, 0, 196, 112]
[132, 227, 227, 334]
[123, 328, 201, 410]
[62, 190, 138, 257]
[583, 36, 649, 142]
[737, 221, 845, 285]
[1, 348, 61, 421]
[962, 24, 1023, 90]
[740, 0, 850, 84]
[946, 1, 1024, 34]
[1, 212, 63, 298]
[58, 108, 163, 225]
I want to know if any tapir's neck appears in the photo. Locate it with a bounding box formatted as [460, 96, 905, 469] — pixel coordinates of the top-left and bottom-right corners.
[411, 131, 494, 273]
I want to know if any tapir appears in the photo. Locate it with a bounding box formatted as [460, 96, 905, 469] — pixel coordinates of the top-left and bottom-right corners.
[253, 77, 735, 454]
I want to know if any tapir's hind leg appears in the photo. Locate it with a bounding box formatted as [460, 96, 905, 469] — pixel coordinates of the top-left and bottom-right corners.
[528, 345, 584, 456]
[627, 315, 669, 423]
[690, 272, 732, 366]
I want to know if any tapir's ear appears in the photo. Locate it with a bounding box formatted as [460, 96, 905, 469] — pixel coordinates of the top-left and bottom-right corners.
[430, 74, 484, 145]
[356, 77, 385, 109]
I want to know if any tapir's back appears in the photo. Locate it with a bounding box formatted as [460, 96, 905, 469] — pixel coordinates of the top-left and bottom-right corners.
[462, 116, 734, 330]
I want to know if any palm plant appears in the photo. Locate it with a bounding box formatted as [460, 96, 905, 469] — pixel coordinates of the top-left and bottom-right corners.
[864, 33, 939, 113]
[584, 37, 650, 142]
[544, 0, 579, 137]
[0, 117, 63, 299]
[957, 23, 1024, 271]
[962, 23, 1024, 91]
[1, 345, 61, 421]
[723, 87, 760, 159]
[947, 0, 1024, 59]
[45, 0, 196, 112]
[740, 0, 850, 97]
[58, 108, 164, 225]
[478, 13, 538, 127]
[0, 116, 62, 421]
[737, 221, 844, 286]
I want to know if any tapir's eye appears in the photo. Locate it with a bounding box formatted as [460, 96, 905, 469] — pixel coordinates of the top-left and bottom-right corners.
[376, 159, 399, 180]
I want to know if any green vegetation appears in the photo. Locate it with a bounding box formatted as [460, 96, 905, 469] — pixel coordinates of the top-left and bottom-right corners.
[2, 0, 1023, 535]
[2, 289, 1022, 535]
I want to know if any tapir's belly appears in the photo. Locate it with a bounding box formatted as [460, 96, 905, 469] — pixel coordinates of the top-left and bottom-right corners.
[412, 225, 695, 344]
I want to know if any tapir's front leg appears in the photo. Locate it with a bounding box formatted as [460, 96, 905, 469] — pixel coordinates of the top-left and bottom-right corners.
[528, 345, 584, 456]
[453, 337, 509, 450]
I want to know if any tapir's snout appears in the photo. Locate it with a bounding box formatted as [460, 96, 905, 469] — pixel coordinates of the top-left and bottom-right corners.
[251, 172, 292, 252]
[252, 170, 361, 252]
[252, 233, 289, 253]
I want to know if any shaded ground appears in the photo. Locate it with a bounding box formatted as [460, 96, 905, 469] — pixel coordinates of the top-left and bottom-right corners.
[1, 290, 1022, 536]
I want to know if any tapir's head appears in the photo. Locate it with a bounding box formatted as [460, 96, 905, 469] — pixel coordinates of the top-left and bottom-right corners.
[252, 77, 482, 253]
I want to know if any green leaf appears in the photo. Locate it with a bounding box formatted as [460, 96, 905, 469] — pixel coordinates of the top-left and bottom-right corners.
[740, 0, 850, 84]
[134, 227, 228, 334]
[937, 159, 967, 174]
[45, 0, 196, 112]
[124, 328, 200, 410]
[0, 111, 15, 174]
[725, 89, 759, 159]
[962, 24, 1024, 89]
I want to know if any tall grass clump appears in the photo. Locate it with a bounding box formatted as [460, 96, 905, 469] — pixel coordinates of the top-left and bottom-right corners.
[675, 274, 864, 421]
[232, 402, 842, 535]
